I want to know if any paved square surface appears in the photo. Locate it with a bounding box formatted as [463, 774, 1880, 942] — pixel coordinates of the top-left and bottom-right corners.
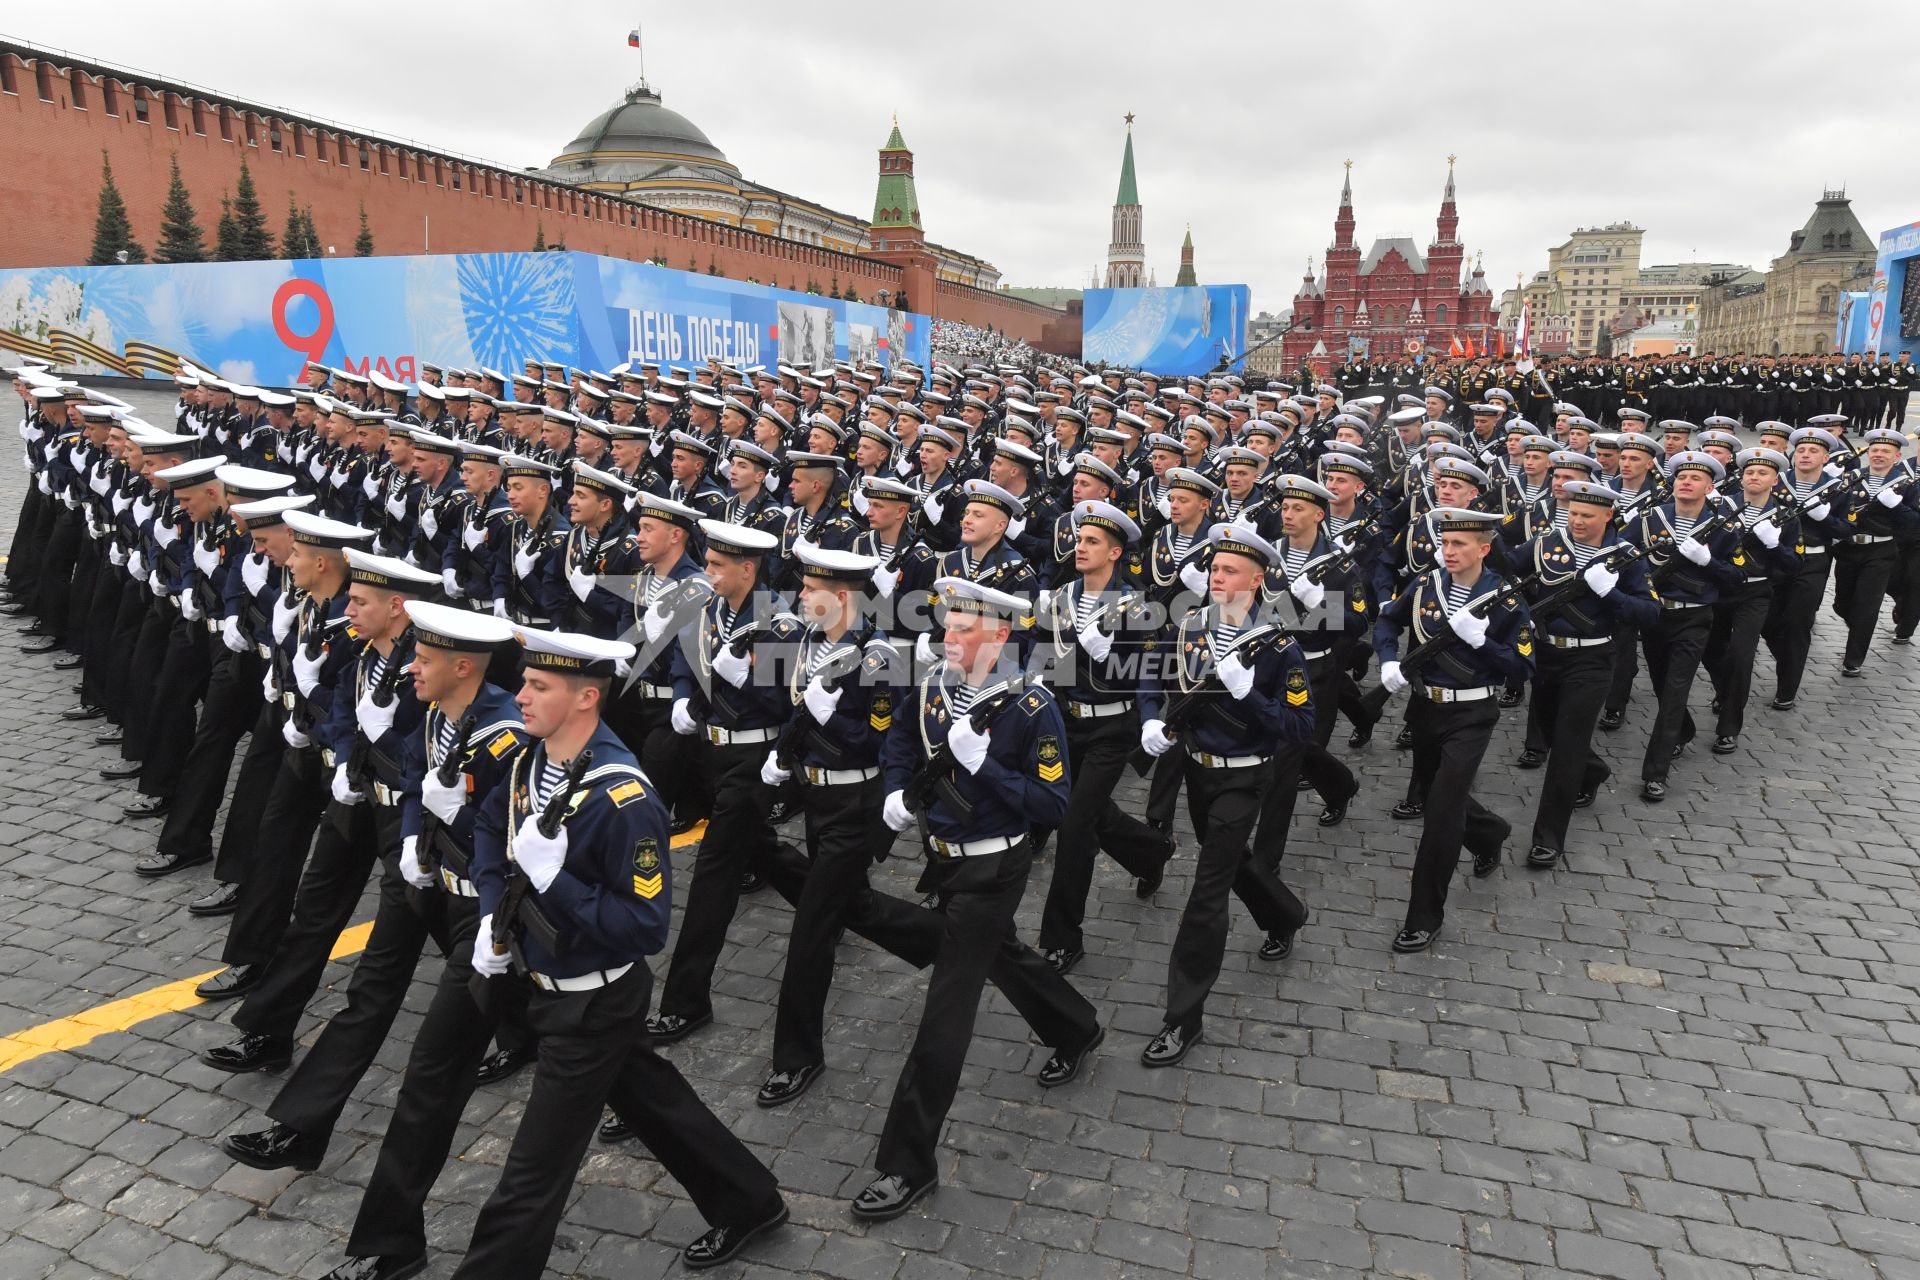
[3, 388, 1920, 1279]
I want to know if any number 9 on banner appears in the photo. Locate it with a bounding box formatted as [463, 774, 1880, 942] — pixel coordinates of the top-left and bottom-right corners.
[273, 278, 335, 379]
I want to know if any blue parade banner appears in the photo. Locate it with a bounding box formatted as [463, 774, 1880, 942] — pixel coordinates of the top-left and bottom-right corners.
[1080, 285, 1251, 376]
[0, 251, 930, 385]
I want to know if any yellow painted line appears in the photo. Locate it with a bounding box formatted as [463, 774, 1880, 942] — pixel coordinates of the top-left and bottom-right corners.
[0, 822, 706, 1075]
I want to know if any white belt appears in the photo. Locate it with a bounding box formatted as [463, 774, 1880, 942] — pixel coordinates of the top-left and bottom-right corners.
[529, 962, 634, 993]
[1546, 635, 1611, 649]
[281, 691, 299, 711]
[927, 833, 1021, 859]
[1299, 647, 1334, 660]
[1744, 575, 1770, 584]
[321, 748, 338, 768]
[1661, 598, 1707, 611]
[1801, 545, 1829, 556]
[1065, 699, 1133, 719]
[438, 865, 479, 898]
[1190, 750, 1269, 768]
[707, 724, 780, 745]
[203, 618, 220, 635]
[803, 765, 878, 786]
[255, 642, 272, 659]
[1852, 534, 1893, 545]
[633, 682, 672, 699]
[1423, 685, 1494, 703]
[372, 782, 400, 807]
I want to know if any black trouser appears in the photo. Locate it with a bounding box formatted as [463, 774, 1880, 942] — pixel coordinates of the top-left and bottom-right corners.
[1761, 553, 1830, 703]
[1298, 651, 1356, 804]
[1640, 605, 1712, 785]
[656, 734, 786, 1022]
[449, 964, 783, 1280]
[1604, 620, 1641, 715]
[1831, 541, 1896, 668]
[155, 649, 262, 864]
[1164, 754, 1306, 1037]
[33, 505, 81, 638]
[1144, 749, 1183, 829]
[1404, 697, 1507, 934]
[212, 701, 289, 883]
[874, 837, 1098, 1188]
[65, 536, 102, 658]
[138, 614, 214, 799]
[101, 580, 151, 728]
[618, 693, 710, 825]
[1526, 643, 1612, 857]
[78, 558, 126, 709]
[120, 600, 178, 763]
[1705, 580, 1772, 740]
[1037, 710, 1173, 955]
[220, 741, 329, 967]
[7, 481, 47, 599]
[267, 854, 452, 1140]
[1889, 541, 1920, 639]
[232, 798, 401, 1042]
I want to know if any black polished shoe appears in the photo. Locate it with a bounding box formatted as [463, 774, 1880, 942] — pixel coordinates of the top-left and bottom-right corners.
[188, 883, 240, 916]
[1318, 782, 1358, 827]
[756, 1061, 823, 1108]
[123, 796, 169, 819]
[1573, 787, 1597, 810]
[1670, 740, 1687, 760]
[851, 1173, 936, 1221]
[1472, 844, 1502, 878]
[1598, 708, 1624, 731]
[1259, 908, 1309, 962]
[1842, 663, 1864, 678]
[100, 762, 143, 781]
[644, 1011, 712, 1044]
[765, 799, 794, 825]
[1390, 799, 1424, 820]
[1497, 687, 1523, 708]
[1134, 866, 1162, 900]
[52, 654, 84, 671]
[1394, 724, 1414, 750]
[1895, 634, 1915, 646]
[1037, 1025, 1104, 1089]
[1041, 946, 1083, 976]
[473, 1046, 536, 1085]
[1346, 721, 1374, 748]
[737, 869, 764, 894]
[682, 1202, 789, 1270]
[94, 730, 125, 747]
[1712, 735, 1738, 755]
[20, 636, 64, 655]
[195, 965, 262, 1000]
[1141, 1024, 1201, 1068]
[670, 814, 705, 836]
[1768, 695, 1796, 710]
[134, 849, 209, 879]
[202, 1033, 294, 1074]
[223, 1122, 326, 1171]
[318, 1255, 427, 1280]
[1515, 748, 1545, 769]
[1526, 844, 1561, 870]
[1641, 779, 1667, 802]
[0, 601, 32, 616]
[598, 1112, 633, 1143]
[1392, 927, 1436, 954]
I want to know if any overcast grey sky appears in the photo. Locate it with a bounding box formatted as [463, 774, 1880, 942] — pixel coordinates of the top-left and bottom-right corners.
[19, 2, 1919, 312]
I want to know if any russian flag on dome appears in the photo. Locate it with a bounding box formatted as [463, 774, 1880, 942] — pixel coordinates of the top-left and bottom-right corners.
[628, 28, 641, 47]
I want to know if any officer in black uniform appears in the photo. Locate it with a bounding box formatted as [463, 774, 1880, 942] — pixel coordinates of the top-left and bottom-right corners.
[1762, 428, 1851, 706]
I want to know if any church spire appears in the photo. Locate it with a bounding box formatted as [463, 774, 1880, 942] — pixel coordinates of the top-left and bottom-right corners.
[1104, 113, 1145, 288]
[1116, 113, 1139, 205]
[1434, 153, 1459, 247]
[1332, 159, 1356, 251]
[1174, 224, 1197, 287]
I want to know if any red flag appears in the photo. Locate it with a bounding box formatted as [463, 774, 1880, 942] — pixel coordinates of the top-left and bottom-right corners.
[627, 28, 641, 47]
[1449, 333, 1466, 358]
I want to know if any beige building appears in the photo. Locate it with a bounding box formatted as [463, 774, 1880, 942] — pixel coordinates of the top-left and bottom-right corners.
[1546, 223, 1644, 354]
[1694, 191, 1875, 355]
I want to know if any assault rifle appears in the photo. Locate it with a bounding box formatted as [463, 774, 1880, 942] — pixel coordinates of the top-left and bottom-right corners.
[1128, 629, 1286, 776]
[902, 675, 1033, 816]
[345, 632, 413, 791]
[1355, 580, 1526, 722]
[492, 748, 592, 958]
[416, 710, 478, 880]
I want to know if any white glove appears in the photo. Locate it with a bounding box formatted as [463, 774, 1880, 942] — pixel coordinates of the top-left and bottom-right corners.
[292, 646, 325, 695]
[1077, 620, 1112, 661]
[643, 601, 673, 643]
[221, 615, 246, 653]
[148, 569, 166, 597]
[421, 769, 466, 825]
[384, 489, 407, 520]
[512, 544, 538, 578]
[441, 567, 464, 599]
[1007, 516, 1027, 542]
[308, 457, 327, 483]
[803, 677, 842, 726]
[111, 489, 131, 516]
[760, 751, 792, 786]
[883, 789, 913, 832]
[1381, 660, 1409, 694]
[851, 488, 870, 516]
[108, 544, 127, 568]
[400, 835, 435, 889]
[511, 817, 568, 892]
[88, 470, 109, 496]
[356, 687, 399, 738]
[712, 643, 751, 688]
[670, 698, 697, 735]
[1140, 718, 1174, 757]
[1217, 649, 1256, 699]
[461, 520, 486, 550]
[1753, 520, 1781, 549]
[331, 763, 363, 805]
[419, 506, 439, 540]
[870, 564, 899, 598]
[948, 714, 990, 774]
[566, 562, 595, 601]
[241, 552, 269, 596]
[281, 717, 311, 748]
[153, 520, 179, 549]
[491, 598, 508, 620]
[1878, 484, 1904, 510]
[914, 632, 934, 665]
[1055, 454, 1074, 477]
[261, 666, 279, 703]
[923, 495, 945, 524]
[180, 592, 203, 623]
[1582, 561, 1618, 597]
[1179, 561, 1209, 595]
[1289, 574, 1326, 610]
[471, 918, 510, 977]
[361, 471, 380, 499]
[1447, 607, 1489, 649]
[1155, 494, 1173, 521]
[129, 550, 147, 579]
[272, 596, 297, 642]
[1678, 536, 1711, 566]
[1805, 502, 1831, 523]
[35, 472, 51, 496]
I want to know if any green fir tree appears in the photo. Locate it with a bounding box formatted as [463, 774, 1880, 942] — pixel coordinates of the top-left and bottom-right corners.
[87, 151, 145, 265]
[353, 203, 374, 256]
[230, 159, 274, 259]
[214, 192, 240, 260]
[154, 153, 206, 263]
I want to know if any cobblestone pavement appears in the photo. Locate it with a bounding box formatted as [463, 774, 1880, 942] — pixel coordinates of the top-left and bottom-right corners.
[4, 389, 1920, 1279]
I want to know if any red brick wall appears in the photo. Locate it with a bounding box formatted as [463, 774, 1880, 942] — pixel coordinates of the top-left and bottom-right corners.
[0, 51, 1056, 343]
